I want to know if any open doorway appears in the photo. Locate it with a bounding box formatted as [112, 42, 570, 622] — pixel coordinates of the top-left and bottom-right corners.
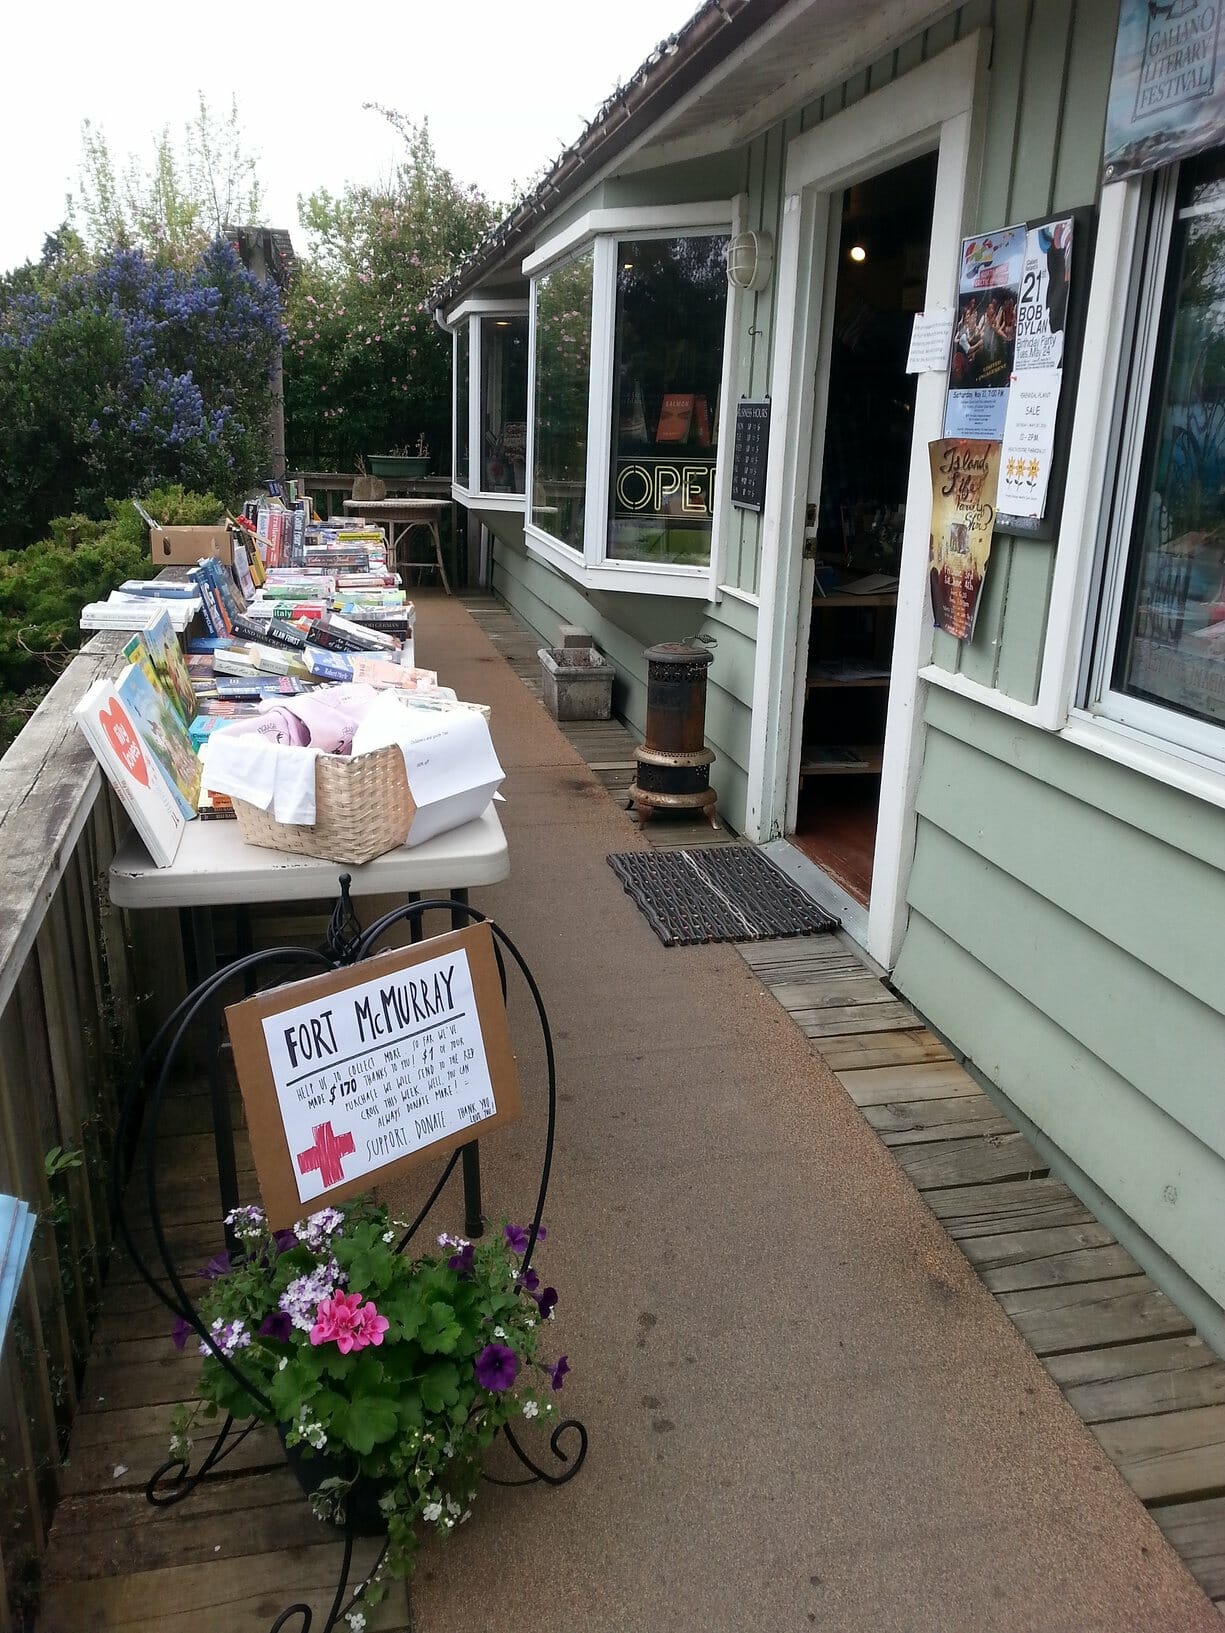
[789, 151, 939, 906]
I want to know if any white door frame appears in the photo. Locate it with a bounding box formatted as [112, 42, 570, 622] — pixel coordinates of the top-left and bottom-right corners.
[743, 29, 991, 969]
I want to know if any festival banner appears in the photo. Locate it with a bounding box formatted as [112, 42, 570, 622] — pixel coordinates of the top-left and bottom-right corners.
[928, 439, 1003, 643]
[1103, 0, 1225, 183]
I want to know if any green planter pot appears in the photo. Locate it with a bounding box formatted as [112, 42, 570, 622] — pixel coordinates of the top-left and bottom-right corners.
[368, 455, 431, 478]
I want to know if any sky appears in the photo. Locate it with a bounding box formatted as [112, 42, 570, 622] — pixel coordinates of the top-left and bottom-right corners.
[2, 0, 702, 274]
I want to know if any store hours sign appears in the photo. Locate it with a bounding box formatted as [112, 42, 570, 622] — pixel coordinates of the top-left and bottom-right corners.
[226, 924, 522, 1228]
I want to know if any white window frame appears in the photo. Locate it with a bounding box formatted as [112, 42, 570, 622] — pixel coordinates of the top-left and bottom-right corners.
[446, 296, 529, 512]
[1081, 165, 1225, 773]
[522, 201, 744, 600]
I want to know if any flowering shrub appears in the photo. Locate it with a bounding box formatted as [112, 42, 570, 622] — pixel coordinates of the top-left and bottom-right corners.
[0, 243, 282, 545]
[170, 1197, 568, 1603]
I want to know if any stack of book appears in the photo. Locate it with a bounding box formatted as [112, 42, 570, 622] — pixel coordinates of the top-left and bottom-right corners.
[79, 580, 201, 633]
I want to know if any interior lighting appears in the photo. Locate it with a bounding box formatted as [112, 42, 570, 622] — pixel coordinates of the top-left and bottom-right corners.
[849, 244, 867, 263]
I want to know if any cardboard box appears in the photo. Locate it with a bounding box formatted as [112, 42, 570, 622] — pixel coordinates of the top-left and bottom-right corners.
[149, 526, 231, 565]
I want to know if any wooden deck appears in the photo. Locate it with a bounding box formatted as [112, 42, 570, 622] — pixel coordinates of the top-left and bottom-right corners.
[738, 935, 1225, 1612]
[38, 1074, 411, 1633]
[462, 594, 1225, 1609]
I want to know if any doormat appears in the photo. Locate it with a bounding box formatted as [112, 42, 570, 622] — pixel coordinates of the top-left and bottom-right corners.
[607, 846, 839, 947]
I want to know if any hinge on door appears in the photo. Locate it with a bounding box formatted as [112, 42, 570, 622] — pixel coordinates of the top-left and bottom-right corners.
[802, 502, 818, 560]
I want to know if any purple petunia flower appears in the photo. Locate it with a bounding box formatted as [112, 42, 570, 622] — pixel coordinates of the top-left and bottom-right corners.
[198, 1251, 231, 1281]
[259, 1311, 293, 1342]
[448, 1243, 475, 1277]
[172, 1316, 193, 1351]
[517, 1266, 540, 1294]
[549, 1354, 570, 1392]
[273, 1229, 298, 1254]
[536, 1286, 558, 1321]
[503, 1224, 529, 1255]
[474, 1343, 519, 1392]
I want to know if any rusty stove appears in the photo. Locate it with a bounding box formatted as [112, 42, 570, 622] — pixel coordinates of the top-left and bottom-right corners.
[628, 640, 718, 828]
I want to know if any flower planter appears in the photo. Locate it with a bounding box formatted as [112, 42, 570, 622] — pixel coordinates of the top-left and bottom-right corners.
[538, 646, 614, 721]
[368, 455, 431, 479]
[278, 1424, 391, 1535]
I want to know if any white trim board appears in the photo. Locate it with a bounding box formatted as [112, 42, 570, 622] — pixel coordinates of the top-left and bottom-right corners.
[744, 30, 991, 976]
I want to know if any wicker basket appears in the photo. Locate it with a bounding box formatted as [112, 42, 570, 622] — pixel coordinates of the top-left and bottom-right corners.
[231, 745, 415, 865]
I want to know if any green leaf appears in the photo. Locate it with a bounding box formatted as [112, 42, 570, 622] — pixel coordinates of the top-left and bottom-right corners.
[337, 1395, 398, 1455]
[418, 1361, 460, 1415]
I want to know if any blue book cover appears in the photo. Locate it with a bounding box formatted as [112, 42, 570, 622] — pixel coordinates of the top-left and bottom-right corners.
[0, 1196, 35, 1361]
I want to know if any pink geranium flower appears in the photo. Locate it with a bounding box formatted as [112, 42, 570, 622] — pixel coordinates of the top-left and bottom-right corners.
[309, 1291, 389, 1353]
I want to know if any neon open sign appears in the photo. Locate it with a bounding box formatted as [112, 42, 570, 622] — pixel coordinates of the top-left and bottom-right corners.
[614, 457, 715, 516]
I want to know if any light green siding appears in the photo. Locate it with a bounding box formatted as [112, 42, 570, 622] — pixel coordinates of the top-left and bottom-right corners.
[894, 688, 1225, 1318]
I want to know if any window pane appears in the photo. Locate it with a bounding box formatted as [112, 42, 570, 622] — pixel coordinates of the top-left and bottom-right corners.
[1114, 149, 1225, 731]
[532, 252, 593, 550]
[455, 325, 470, 488]
[480, 315, 528, 493]
[607, 235, 729, 565]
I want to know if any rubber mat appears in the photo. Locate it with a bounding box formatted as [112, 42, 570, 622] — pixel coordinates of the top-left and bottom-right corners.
[607, 846, 839, 946]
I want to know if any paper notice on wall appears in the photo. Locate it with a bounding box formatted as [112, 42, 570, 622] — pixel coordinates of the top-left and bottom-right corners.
[928, 439, 1002, 643]
[944, 225, 1026, 440]
[1014, 219, 1073, 371]
[998, 369, 1064, 518]
[905, 308, 954, 373]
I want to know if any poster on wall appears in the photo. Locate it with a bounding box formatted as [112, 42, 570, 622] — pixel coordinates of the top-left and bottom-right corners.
[225, 924, 522, 1229]
[928, 439, 1003, 642]
[944, 226, 1027, 440]
[1103, 0, 1225, 183]
[997, 216, 1076, 520]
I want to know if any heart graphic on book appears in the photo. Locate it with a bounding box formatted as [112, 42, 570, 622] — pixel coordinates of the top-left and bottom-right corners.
[98, 699, 149, 786]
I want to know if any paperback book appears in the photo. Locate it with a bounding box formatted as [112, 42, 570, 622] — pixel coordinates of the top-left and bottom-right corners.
[122, 611, 196, 728]
[75, 671, 194, 867]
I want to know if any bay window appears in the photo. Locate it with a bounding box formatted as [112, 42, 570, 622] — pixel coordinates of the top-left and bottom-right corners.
[1089, 148, 1225, 768]
[448, 299, 529, 507]
[523, 203, 738, 597]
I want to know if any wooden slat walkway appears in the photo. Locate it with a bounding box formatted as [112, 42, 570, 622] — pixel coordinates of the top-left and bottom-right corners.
[39, 1076, 411, 1633]
[468, 588, 1225, 1608]
[738, 934, 1225, 1612]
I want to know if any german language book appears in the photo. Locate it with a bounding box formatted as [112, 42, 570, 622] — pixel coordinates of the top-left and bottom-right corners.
[74, 673, 192, 867]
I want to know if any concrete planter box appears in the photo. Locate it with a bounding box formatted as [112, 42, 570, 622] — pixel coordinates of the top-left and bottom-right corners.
[538, 646, 614, 721]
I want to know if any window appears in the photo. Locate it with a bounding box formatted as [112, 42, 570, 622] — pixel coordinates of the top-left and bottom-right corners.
[454, 324, 470, 489]
[522, 204, 738, 597]
[531, 250, 594, 551]
[1092, 148, 1225, 762]
[608, 235, 728, 566]
[480, 316, 528, 493]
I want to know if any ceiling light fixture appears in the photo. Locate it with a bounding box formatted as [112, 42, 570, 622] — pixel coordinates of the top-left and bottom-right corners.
[849, 244, 867, 263]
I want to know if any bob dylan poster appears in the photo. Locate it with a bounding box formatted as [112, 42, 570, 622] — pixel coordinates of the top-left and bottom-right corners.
[945, 225, 1027, 441]
[1104, 0, 1225, 182]
[928, 439, 1003, 642]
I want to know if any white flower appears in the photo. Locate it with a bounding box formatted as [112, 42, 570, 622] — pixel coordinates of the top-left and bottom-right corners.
[522, 1399, 540, 1419]
[493, 1326, 506, 1339]
[445, 1496, 461, 1516]
[381, 1230, 395, 1243]
[422, 1501, 443, 1523]
[346, 1612, 366, 1632]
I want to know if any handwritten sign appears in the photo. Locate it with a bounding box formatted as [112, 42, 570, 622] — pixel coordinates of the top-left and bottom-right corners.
[731, 398, 771, 512]
[905, 308, 954, 374]
[226, 923, 521, 1228]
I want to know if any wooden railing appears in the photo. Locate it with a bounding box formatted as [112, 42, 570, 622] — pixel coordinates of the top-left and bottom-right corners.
[0, 637, 182, 1631]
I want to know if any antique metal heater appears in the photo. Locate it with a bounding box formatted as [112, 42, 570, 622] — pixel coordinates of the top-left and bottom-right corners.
[628, 640, 718, 828]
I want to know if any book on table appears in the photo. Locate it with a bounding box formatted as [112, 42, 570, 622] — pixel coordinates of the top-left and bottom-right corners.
[75, 668, 197, 868]
[122, 610, 196, 728]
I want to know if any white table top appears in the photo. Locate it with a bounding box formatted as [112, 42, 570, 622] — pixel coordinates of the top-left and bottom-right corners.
[109, 805, 509, 909]
[342, 499, 445, 516]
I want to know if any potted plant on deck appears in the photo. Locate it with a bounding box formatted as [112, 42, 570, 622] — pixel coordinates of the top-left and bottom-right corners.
[367, 435, 432, 479]
[169, 1197, 570, 1609]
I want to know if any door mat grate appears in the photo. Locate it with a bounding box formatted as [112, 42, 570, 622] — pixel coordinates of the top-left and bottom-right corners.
[607, 846, 839, 946]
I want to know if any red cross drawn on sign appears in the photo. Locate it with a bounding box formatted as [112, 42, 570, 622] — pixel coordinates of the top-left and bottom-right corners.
[297, 1121, 356, 1189]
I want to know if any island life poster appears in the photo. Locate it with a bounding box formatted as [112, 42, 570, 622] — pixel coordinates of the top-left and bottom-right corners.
[1103, 0, 1225, 183]
[928, 439, 1003, 642]
[944, 225, 1027, 441]
[998, 216, 1075, 519]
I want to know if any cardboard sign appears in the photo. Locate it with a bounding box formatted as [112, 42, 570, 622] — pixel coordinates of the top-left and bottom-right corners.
[226, 923, 522, 1228]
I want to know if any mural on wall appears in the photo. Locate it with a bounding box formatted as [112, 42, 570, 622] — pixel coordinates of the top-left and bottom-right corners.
[1104, 0, 1225, 182]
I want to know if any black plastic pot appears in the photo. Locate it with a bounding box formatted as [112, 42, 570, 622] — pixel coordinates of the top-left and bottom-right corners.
[277, 1424, 392, 1536]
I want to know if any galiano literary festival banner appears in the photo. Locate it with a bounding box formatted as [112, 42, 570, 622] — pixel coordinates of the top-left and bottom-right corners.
[928, 440, 1003, 643]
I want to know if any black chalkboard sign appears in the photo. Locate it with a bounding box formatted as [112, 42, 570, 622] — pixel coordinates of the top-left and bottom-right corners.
[731, 397, 771, 512]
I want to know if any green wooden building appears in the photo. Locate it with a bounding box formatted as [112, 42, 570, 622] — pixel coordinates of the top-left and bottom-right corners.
[435, 0, 1225, 1349]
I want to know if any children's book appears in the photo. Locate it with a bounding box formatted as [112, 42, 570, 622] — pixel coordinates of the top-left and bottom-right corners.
[110, 662, 201, 821]
[122, 611, 196, 728]
[75, 675, 191, 867]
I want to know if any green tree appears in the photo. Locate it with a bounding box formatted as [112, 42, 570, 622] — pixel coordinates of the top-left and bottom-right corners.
[70, 95, 264, 266]
[284, 112, 496, 471]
